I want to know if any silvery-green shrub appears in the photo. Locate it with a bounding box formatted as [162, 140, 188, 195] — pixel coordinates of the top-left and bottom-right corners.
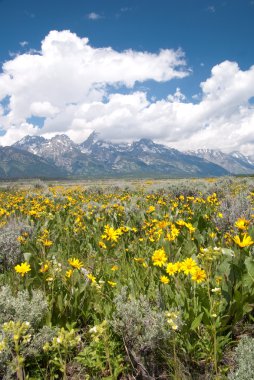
[0, 219, 32, 271]
[111, 287, 170, 378]
[0, 286, 48, 329]
[228, 336, 254, 380]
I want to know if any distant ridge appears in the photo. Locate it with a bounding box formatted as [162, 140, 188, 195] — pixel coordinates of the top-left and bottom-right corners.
[8, 132, 229, 178]
[0, 146, 65, 179]
[5, 132, 254, 178]
[186, 148, 254, 175]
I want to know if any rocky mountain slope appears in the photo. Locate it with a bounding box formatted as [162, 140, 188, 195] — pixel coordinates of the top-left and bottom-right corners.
[12, 133, 229, 178]
[186, 149, 254, 175]
[0, 146, 65, 179]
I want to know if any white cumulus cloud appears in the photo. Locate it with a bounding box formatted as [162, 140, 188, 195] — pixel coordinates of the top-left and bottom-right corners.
[1, 31, 254, 155]
[0, 30, 188, 144]
[30, 101, 59, 117]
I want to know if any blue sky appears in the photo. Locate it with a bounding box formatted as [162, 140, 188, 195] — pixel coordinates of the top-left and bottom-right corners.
[1, 0, 254, 154]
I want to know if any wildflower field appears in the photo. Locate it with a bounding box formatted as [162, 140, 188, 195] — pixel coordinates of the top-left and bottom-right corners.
[0, 177, 254, 379]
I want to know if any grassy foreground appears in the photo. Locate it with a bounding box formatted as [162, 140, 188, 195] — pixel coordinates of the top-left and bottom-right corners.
[0, 177, 254, 379]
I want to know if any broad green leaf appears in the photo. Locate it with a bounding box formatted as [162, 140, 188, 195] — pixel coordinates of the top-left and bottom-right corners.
[23, 252, 32, 262]
[190, 312, 204, 330]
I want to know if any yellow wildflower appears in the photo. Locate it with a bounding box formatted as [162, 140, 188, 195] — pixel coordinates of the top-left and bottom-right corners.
[233, 234, 254, 248]
[17, 236, 26, 244]
[191, 268, 207, 283]
[176, 219, 186, 226]
[147, 205, 155, 213]
[152, 248, 167, 267]
[43, 239, 53, 247]
[180, 258, 198, 275]
[107, 281, 117, 287]
[39, 261, 50, 273]
[185, 222, 196, 233]
[99, 241, 107, 249]
[14, 262, 31, 277]
[174, 261, 182, 272]
[235, 218, 250, 231]
[68, 258, 83, 269]
[87, 273, 96, 283]
[101, 225, 122, 242]
[166, 262, 178, 276]
[65, 269, 73, 278]
[157, 220, 169, 229]
[111, 265, 119, 271]
[166, 224, 180, 241]
[160, 275, 170, 284]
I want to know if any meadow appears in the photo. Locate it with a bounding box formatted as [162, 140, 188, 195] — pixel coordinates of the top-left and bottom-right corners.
[0, 177, 254, 379]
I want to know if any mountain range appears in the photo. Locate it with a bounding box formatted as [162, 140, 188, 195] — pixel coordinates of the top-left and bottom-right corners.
[0, 132, 253, 179]
[186, 149, 254, 175]
[0, 146, 65, 179]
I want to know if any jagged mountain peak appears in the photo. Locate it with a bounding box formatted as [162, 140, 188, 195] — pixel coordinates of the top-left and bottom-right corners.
[131, 138, 176, 155]
[14, 135, 47, 155]
[86, 130, 100, 142]
[51, 134, 74, 142]
[14, 135, 47, 145]
[136, 138, 154, 145]
[49, 134, 77, 149]
[15, 133, 76, 148]
[80, 131, 100, 145]
[79, 131, 103, 152]
[79, 131, 130, 155]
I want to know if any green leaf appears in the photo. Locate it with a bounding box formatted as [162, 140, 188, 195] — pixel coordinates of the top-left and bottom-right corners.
[245, 257, 254, 280]
[221, 248, 234, 257]
[57, 294, 64, 312]
[23, 252, 32, 262]
[190, 312, 204, 331]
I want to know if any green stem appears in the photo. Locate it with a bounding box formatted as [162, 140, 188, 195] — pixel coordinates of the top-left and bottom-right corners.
[212, 324, 218, 372]
[206, 264, 218, 374]
[172, 334, 179, 380]
[103, 331, 113, 379]
[16, 363, 24, 380]
[193, 282, 197, 315]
